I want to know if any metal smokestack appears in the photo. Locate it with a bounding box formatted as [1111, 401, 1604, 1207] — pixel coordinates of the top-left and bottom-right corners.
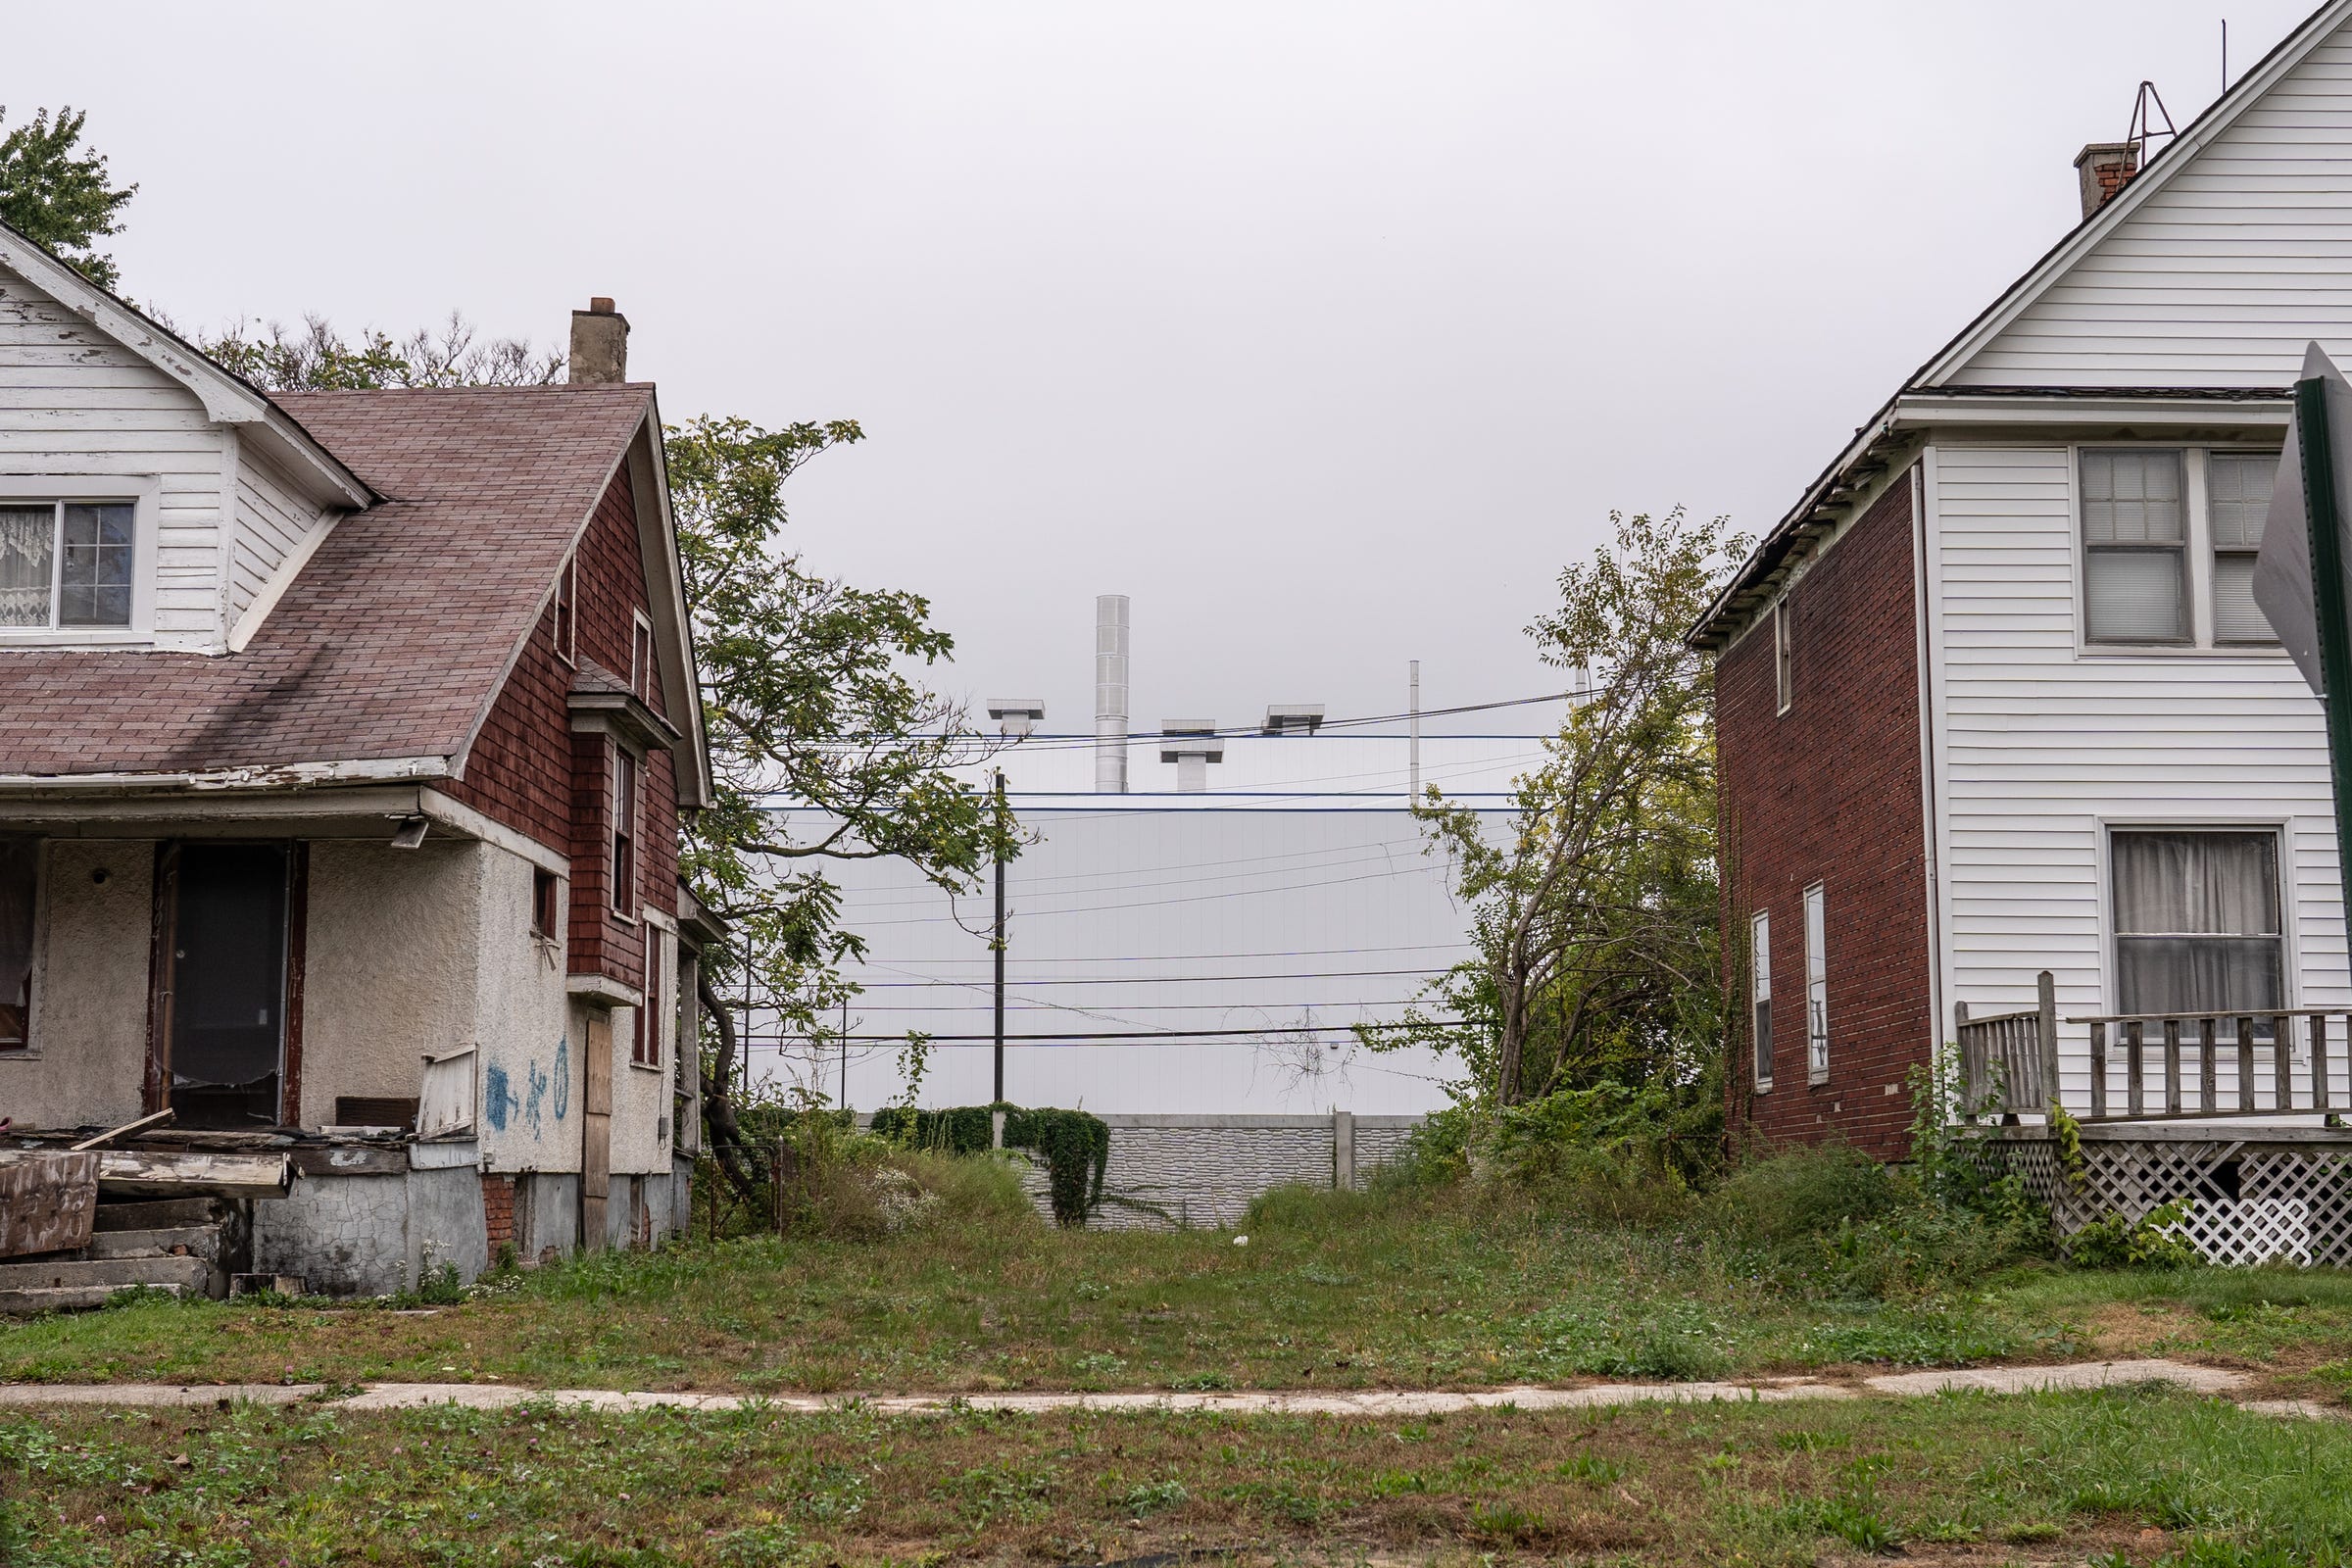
[1094, 594, 1130, 793]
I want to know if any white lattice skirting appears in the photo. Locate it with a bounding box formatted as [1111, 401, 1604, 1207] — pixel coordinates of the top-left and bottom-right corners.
[2155, 1199, 2312, 1267]
[1998, 1137, 2352, 1266]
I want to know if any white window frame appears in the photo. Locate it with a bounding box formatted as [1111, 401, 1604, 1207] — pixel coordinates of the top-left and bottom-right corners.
[1773, 600, 1792, 715]
[1750, 908, 1773, 1091]
[1803, 881, 1829, 1085]
[2072, 444, 2287, 658]
[631, 609, 656, 704]
[552, 552, 577, 665]
[0, 477, 159, 646]
[610, 743, 641, 922]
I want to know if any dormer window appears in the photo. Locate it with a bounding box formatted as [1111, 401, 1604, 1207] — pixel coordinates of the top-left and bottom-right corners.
[1, 501, 134, 629]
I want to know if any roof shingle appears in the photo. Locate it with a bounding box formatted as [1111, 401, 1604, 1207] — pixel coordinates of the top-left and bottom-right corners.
[0, 383, 653, 781]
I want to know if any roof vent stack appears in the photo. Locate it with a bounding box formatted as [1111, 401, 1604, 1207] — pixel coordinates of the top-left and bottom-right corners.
[988, 699, 1046, 740]
[1094, 594, 1130, 794]
[1159, 720, 1224, 793]
[569, 297, 630, 384]
[1261, 704, 1325, 736]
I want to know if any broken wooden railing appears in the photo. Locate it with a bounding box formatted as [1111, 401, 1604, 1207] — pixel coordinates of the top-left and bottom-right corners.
[2069, 1008, 2352, 1122]
[1954, 970, 2060, 1121]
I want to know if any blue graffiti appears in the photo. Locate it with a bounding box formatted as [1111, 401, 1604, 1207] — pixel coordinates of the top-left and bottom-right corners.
[552, 1036, 571, 1122]
[525, 1057, 550, 1138]
[483, 1064, 519, 1133]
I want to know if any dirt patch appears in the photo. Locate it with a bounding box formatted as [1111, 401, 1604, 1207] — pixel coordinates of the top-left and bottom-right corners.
[2080, 1300, 2202, 1356]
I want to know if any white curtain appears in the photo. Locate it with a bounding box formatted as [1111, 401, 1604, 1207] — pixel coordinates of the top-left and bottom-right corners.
[0, 506, 52, 630]
[2114, 830, 2282, 1016]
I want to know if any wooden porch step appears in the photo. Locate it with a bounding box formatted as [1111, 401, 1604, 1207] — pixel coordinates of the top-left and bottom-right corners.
[0, 1254, 212, 1308]
[0, 1282, 194, 1315]
[92, 1198, 232, 1232]
[81, 1227, 225, 1264]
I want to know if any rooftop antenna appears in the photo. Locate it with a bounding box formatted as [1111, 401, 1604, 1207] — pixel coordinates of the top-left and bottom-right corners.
[2127, 79, 2179, 168]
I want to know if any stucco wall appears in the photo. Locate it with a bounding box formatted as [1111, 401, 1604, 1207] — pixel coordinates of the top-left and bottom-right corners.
[303, 840, 483, 1125]
[4, 840, 150, 1130]
[472, 850, 577, 1174]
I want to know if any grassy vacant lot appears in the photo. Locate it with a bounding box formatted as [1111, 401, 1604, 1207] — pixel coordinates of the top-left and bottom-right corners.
[10, 1176, 2352, 1401]
[11, 1385, 2352, 1566]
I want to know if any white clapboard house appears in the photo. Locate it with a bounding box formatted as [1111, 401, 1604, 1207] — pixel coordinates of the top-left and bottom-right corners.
[1690, 0, 2352, 1262]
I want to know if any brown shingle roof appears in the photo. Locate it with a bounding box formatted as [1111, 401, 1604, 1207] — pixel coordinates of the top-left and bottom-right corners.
[0, 384, 652, 781]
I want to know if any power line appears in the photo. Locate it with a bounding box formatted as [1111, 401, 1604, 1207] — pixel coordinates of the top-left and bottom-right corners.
[833, 844, 1437, 910]
[846, 862, 1451, 926]
[740, 1020, 1478, 1043]
[848, 942, 1476, 964]
[851, 966, 1455, 987]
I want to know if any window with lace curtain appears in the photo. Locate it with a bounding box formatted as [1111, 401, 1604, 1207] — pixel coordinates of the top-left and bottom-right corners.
[0, 501, 134, 630]
[2111, 829, 2284, 1021]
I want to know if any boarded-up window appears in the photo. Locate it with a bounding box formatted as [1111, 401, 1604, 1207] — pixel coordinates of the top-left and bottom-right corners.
[2113, 829, 2283, 1019]
[2209, 453, 2280, 645]
[0, 837, 34, 1051]
[2082, 449, 2187, 644]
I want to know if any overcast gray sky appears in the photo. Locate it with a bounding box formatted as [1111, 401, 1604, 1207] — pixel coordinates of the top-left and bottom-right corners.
[8, 1, 2319, 733]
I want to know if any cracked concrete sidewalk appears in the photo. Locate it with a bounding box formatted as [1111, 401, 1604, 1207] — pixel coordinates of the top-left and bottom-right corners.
[0, 1357, 2323, 1418]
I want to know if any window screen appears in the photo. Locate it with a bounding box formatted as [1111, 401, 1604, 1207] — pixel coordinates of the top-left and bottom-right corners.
[2112, 829, 2283, 1018]
[2209, 452, 2280, 645]
[0, 837, 34, 1051]
[2082, 450, 2187, 643]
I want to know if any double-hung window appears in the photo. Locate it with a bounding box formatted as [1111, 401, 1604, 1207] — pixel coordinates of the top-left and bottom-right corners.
[2208, 453, 2277, 645]
[1750, 909, 1773, 1090]
[611, 749, 639, 918]
[2082, 450, 2188, 644]
[2081, 448, 2281, 649]
[2111, 829, 2284, 1020]
[1803, 883, 1829, 1083]
[0, 502, 134, 630]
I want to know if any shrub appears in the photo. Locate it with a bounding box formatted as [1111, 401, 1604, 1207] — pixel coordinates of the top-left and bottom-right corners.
[2067, 1200, 2201, 1270]
[1482, 1083, 1705, 1226]
[1703, 1143, 1898, 1246]
[870, 1102, 1107, 1226]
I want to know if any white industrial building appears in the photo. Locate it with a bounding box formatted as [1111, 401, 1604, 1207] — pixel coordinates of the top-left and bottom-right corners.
[756, 597, 1549, 1116]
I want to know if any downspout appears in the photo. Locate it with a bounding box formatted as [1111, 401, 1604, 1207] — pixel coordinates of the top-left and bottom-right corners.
[1910, 458, 1947, 1100]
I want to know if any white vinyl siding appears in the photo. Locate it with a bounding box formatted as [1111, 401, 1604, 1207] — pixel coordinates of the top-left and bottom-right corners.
[1947, 27, 2352, 389]
[1927, 444, 2347, 1114]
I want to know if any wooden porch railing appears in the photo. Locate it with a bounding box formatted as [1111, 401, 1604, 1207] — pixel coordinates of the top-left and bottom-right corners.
[1954, 971, 2059, 1122]
[2068, 1009, 2352, 1122]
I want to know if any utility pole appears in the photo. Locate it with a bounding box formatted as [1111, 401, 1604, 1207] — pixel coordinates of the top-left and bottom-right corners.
[1407, 660, 1421, 802]
[992, 768, 1007, 1105]
[838, 995, 848, 1109]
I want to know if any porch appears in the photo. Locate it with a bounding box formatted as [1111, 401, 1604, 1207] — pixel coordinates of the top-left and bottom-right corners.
[1956, 973, 2352, 1265]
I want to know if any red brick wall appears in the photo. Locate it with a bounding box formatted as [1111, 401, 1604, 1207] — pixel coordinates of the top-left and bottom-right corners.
[482, 1173, 515, 1254]
[446, 465, 685, 994]
[1718, 469, 1931, 1160]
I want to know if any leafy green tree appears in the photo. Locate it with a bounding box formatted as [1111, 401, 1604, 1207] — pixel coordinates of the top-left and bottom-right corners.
[1373, 508, 1740, 1118]
[0, 107, 135, 289]
[666, 415, 1013, 1186]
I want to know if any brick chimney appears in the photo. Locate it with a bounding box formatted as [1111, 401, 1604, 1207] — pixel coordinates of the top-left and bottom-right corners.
[2074, 141, 2139, 219]
[568, 297, 629, 384]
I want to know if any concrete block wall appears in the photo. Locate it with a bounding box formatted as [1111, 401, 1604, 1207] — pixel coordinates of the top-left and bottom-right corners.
[1015, 1113, 1425, 1231]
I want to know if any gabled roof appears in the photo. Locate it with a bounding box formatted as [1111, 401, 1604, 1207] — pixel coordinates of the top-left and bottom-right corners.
[0, 384, 662, 786]
[1691, 0, 2352, 646]
[0, 220, 373, 511]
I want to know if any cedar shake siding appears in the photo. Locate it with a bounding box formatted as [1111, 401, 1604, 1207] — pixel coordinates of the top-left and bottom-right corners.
[1718, 471, 1931, 1160]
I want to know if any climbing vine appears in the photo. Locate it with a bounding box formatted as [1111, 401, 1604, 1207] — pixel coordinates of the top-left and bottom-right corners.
[870, 1103, 1108, 1227]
